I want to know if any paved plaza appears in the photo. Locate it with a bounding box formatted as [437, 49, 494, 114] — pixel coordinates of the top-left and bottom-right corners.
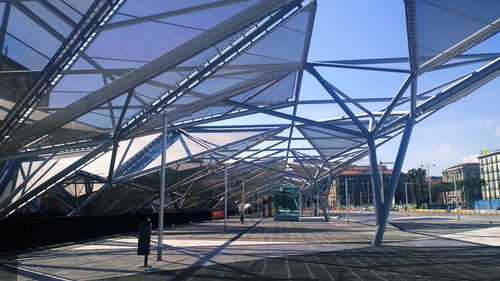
[1, 213, 500, 280]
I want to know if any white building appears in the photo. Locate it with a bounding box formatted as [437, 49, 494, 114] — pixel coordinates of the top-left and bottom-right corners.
[479, 149, 500, 200]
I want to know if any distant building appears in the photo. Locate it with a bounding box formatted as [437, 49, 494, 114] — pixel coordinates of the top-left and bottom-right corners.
[330, 165, 407, 207]
[442, 163, 480, 182]
[430, 176, 443, 185]
[479, 149, 500, 200]
[442, 163, 480, 206]
[443, 189, 463, 205]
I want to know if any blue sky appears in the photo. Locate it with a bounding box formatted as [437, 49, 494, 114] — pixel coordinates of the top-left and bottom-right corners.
[303, 0, 500, 176]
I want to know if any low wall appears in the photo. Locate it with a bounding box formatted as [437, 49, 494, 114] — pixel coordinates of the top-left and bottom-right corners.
[0, 211, 211, 253]
[474, 199, 500, 210]
[408, 209, 500, 216]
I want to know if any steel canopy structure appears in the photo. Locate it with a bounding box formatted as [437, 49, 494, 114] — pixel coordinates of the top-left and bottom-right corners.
[0, 0, 499, 245]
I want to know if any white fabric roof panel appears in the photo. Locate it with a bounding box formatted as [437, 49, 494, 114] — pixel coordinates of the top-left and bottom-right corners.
[143, 129, 272, 171]
[415, 0, 500, 67]
[36, 0, 263, 135]
[1, 152, 89, 208]
[81, 133, 160, 177]
[157, 2, 315, 125]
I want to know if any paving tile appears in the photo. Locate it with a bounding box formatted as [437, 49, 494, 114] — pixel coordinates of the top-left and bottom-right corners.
[2, 214, 500, 280]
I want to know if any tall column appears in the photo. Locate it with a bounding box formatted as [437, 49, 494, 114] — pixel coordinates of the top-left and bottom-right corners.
[453, 172, 460, 221]
[314, 187, 318, 216]
[345, 177, 349, 224]
[298, 192, 302, 218]
[258, 192, 260, 216]
[224, 165, 228, 232]
[405, 180, 409, 216]
[251, 188, 254, 221]
[427, 165, 432, 205]
[157, 112, 167, 261]
[367, 137, 383, 227]
[326, 172, 332, 215]
[379, 161, 384, 204]
[241, 181, 245, 224]
[372, 79, 416, 246]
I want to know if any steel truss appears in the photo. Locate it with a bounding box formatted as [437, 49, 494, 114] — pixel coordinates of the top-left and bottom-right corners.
[0, 0, 498, 247]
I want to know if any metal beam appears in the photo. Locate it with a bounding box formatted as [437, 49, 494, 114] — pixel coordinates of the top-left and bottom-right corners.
[102, 0, 252, 31]
[0, 143, 110, 219]
[0, 2, 11, 55]
[419, 57, 500, 113]
[372, 74, 414, 134]
[305, 65, 370, 134]
[284, 70, 304, 179]
[0, 0, 296, 154]
[373, 78, 417, 246]
[116, 126, 286, 182]
[418, 19, 500, 74]
[290, 149, 329, 221]
[0, 139, 113, 162]
[373, 108, 415, 246]
[225, 100, 364, 137]
[404, 0, 418, 73]
[0, 0, 123, 145]
[377, 57, 500, 137]
[38, 0, 77, 26]
[122, 0, 306, 139]
[0, 153, 55, 211]
[367, 137, 383, 227]
[308, 62, 410, 73]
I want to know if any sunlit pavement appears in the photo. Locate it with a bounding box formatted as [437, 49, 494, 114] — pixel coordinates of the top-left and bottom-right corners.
[1, 213, 500, 280]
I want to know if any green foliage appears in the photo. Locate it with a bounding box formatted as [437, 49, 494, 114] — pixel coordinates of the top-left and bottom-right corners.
[458, 178, 484, 206]
[457, 178, 485, 191]
[431, 182, 453, 202]
[407, 167, 427, 204]
[432, 182, 454, 193]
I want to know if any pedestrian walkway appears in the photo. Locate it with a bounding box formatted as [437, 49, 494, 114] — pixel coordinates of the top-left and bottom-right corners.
[1, 213, 500, 280]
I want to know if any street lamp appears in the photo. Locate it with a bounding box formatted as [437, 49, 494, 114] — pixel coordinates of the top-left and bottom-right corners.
[453, 171, 460, 221]
[360, 191, 365, 214]
[404, 180, 409, 217]
[422, 164, 436, 207]
[345, 177, 355, 224]
[379, 161, 394, 204]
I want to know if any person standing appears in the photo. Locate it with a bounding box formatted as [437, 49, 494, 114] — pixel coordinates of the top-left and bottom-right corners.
[137, 217, 152, 267]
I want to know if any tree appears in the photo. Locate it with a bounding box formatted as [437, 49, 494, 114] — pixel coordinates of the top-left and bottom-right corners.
[431, 182, 454, 203]
[458, 178, 485, 207]
[407, 168, 427, 205]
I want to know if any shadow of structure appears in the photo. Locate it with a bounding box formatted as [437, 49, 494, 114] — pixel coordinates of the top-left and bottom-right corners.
[107, 245, 500, 281]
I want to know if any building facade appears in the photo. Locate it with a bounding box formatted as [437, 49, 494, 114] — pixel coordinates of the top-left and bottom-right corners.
[442, 163, 480, 183]
[443, 190, 463, 205]
[442, 163, 480, 206]
[479, 149, 500, 200]
[330, 165, 407, 207]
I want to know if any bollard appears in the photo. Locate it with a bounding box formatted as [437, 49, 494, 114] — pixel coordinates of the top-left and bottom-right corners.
[137, 217, 152, 267]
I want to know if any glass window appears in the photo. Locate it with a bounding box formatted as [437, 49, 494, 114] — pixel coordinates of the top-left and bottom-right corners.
[273, 185, 299, 221]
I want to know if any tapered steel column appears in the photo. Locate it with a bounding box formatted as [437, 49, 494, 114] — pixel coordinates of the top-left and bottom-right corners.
[298, 192, 302, 218]
[241, 181, 245, 224]
[367, 137, 383, 227]
[252, 189, 254, 221]
[345, 177, 349, 224]
[224, 165, 228, 232]
[157, 112, 167, 261]
[372, 80, 416, 246]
